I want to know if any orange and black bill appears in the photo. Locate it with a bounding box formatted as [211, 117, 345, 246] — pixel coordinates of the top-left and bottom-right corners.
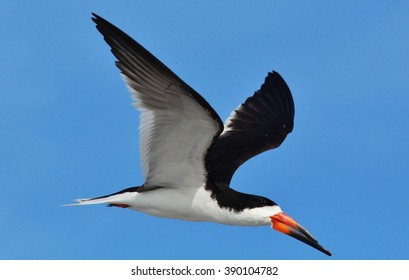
[271, 212, 332, 256]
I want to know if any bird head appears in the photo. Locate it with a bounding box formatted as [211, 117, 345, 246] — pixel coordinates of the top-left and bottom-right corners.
[215, 189, 331, 256]
[243, 195, 331, 256]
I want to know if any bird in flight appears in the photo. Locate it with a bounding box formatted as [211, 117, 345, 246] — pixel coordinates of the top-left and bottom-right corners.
[69, 13, 331, 256]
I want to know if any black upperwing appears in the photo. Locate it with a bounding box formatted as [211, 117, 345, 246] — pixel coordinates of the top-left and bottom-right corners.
[206, 71, 295, 188]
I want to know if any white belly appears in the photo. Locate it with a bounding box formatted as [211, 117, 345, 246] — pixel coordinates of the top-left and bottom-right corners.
[130, 186, 217, 221]
[127, 185, 278, 226]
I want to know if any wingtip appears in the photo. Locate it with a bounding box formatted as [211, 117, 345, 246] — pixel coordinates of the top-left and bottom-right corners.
[268, 70, 283, 80]
[91, 14, 98, 25]
[91, 13, 105, 25]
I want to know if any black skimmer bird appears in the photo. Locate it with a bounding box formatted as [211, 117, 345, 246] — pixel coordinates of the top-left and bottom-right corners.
[69, 13, 331, 256]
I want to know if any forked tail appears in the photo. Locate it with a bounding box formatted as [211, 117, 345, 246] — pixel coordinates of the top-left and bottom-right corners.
[63, 186, 141, 207]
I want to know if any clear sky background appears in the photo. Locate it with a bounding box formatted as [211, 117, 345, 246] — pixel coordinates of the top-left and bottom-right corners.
[1, 1, 408, 260]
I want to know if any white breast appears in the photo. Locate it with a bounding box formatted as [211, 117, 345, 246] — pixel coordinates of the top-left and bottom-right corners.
[128, 186, 282, 226]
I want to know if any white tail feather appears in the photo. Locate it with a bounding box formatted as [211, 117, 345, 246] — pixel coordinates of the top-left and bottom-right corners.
[62, 192, 135, 207]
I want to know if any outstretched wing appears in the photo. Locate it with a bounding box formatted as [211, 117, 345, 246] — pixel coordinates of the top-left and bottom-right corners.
[206, 71, 295, 188]
[92, 14, 223, 188]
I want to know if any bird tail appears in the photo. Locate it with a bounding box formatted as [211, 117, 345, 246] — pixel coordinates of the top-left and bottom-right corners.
[62, 186, 141, 207]
[62, 197, 116, 207]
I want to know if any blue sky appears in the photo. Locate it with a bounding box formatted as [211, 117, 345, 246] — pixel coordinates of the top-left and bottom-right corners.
[1, 1, 408, 260]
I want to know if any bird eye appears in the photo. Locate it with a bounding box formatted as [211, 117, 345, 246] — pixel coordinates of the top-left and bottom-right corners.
[258, 199, 266, 206]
